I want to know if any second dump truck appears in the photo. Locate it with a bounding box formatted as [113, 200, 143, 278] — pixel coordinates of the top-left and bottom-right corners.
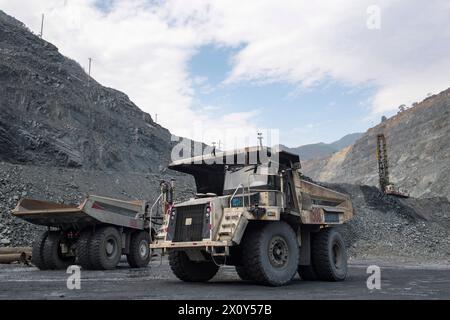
[12, 195, 159, 271]
[152, 147, 354, 286]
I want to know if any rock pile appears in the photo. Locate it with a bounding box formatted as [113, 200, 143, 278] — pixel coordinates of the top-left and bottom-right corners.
[330, 184, 450, 263]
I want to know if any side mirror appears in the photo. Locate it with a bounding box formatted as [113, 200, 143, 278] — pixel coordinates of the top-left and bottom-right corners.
[292, 162, 302, 170]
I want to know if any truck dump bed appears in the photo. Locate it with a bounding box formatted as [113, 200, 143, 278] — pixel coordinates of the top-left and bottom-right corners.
[295, 179, 354, 224]
[12, 195, 147, 230]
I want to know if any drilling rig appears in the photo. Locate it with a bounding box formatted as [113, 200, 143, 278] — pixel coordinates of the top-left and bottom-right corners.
[376, 134, 409, 198]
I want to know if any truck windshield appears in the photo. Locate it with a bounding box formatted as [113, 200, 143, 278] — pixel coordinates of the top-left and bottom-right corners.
[223, 165, 279, 193]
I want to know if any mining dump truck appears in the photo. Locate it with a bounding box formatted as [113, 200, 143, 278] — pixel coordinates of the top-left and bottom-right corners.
[11, 193, 164, 270]
[151, 147, 354, 286]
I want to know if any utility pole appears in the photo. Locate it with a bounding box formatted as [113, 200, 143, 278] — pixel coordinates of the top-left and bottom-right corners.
[88, 58, 92, 77]
[88, 58, 92, 86]
[218, 140, 221, 150]
[39, 14, 45, 38]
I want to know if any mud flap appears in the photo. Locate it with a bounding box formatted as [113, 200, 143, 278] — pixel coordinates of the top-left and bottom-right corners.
[299, 229, 311, 266]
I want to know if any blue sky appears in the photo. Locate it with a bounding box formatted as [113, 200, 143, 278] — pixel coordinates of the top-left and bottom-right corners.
[91, 0, 385, 146]
[4, 0, 449, 148]
[188, 44, 382, 146]
[94, 0, 116, 12]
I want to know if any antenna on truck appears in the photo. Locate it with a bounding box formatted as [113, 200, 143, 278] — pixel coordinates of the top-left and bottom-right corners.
[257, 132, 263, 149]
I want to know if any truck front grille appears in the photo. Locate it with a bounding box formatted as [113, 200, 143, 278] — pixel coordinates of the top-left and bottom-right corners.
[173, 204, 206, 242]
[324, 212, 340, 223]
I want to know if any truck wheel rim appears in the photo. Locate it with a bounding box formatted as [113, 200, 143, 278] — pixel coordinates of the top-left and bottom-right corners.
[139, 241, 148, 258]
[106, 238, 117, 258]
[332, 241, 343, 270]
[268, 236, 289, 268]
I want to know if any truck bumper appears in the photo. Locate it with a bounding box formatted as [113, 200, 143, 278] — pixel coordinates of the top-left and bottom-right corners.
[150, 240, 231, 249]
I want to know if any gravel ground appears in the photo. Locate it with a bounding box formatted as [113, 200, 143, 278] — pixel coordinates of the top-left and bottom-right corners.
[0, 258, 449, 300]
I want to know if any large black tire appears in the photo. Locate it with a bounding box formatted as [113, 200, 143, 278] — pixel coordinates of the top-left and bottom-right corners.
[235, 266, 253, 281]
[42, 232, 76, 270]
[126, 231, 151, 268]
[31, 231, 49, 270]
[76, 230, 94, 269]
[312, 228, 347, 281]
[89, 227, 122, 270]
[298, 265, 318, 281]
[168, 250, 219, 282]
[241, 222, 299, 286]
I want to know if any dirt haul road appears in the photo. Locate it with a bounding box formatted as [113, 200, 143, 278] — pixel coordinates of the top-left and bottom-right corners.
[0, 258, 449, 300]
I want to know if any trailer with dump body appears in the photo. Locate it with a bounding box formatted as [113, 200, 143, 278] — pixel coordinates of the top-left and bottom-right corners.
[12, 194, 160, 270]
[151, 147, 354, 286]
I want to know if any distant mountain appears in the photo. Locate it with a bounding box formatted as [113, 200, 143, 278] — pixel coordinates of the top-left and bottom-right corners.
[329, 133, 364, 150]
[302, 89, 450, 199]
[279, 133, 363, 161]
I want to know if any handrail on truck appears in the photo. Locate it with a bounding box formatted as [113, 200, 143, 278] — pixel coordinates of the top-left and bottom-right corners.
[147, 193, 164, 235]
[229, 184, 244, 208]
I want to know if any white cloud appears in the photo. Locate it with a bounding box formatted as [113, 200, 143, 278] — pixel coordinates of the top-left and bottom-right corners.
[1, 0, 449, 147]
[200, 105, 220, 111]
[164, 0, 450, 113]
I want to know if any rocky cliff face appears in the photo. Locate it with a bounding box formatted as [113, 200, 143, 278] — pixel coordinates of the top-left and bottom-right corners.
[303, 89, 450, 199]
[0, 10, 173, 173]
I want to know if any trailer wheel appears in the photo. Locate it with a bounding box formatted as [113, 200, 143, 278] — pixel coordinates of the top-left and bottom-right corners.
[42, 232, 76, 270]
[241, 222, 299, 286]
[76, 230, 94, 269]
[312, 228, 347, 281]
[169, 250, 219, 282]
[126, 231, 151, 268]
[89, 227, 122, 270]
[235, 266, 253, 281]
[298, 265, 318, 281]
[31, 231, 50, 270]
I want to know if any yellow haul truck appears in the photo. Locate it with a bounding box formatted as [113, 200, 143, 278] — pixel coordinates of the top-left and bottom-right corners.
[152, 147, 354, 286]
